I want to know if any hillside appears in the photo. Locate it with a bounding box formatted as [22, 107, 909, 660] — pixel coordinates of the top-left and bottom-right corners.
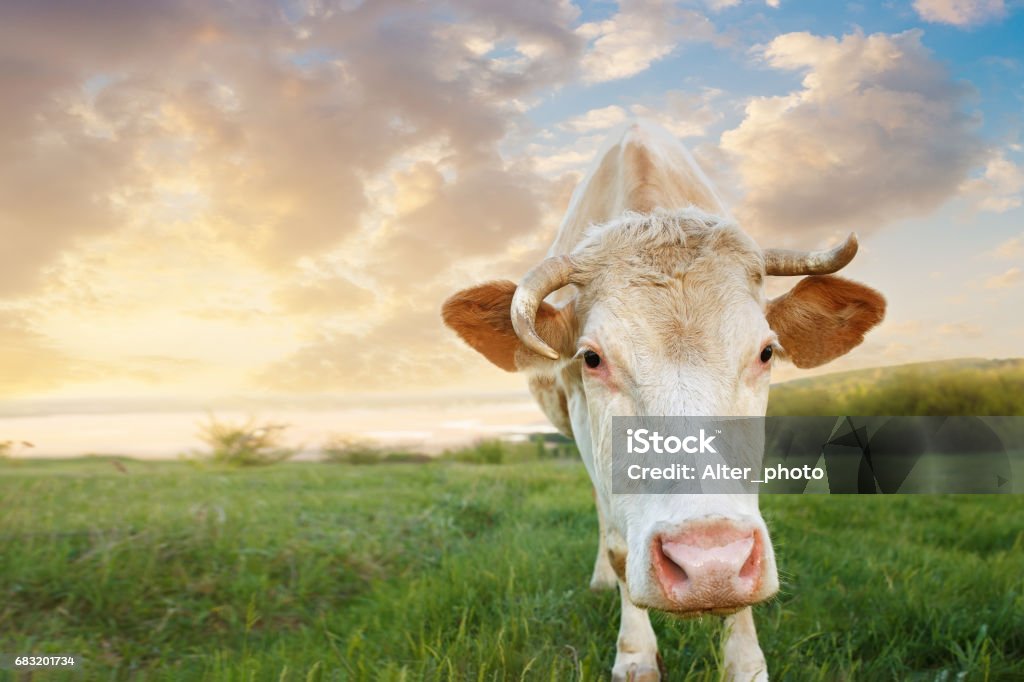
[768, 358, 1024, 416]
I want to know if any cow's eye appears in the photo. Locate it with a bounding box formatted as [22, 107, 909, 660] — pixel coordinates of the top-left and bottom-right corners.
[583, 350, 602, 369]
[760, 345, 773, 363]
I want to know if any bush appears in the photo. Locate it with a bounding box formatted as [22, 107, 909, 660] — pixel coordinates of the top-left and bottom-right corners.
[322, 436, 386, 464]
[0, 440, 34, 460]
[322, 437, 431, 464]
[195, 417, 295, 467]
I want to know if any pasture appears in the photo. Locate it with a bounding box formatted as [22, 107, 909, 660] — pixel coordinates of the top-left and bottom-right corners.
[2, 455, 1023, 681]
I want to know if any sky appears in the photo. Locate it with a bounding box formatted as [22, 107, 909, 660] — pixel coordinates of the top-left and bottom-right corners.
[1, 0, 1023, 412]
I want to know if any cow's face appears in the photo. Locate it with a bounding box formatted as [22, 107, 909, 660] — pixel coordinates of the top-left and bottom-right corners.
[442, 209, 885, 616]
[563, 216, 778, 614]
[570, 216, 774, 420]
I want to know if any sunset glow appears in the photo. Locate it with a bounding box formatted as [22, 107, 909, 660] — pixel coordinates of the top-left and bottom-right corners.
[1, 0, 1022, 419]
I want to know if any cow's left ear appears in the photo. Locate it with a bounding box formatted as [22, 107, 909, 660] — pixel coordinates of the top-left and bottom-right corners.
[766, 275, 886, 369]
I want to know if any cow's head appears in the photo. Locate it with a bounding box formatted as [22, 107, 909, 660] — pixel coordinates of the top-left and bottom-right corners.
[442, 209, 885, 615]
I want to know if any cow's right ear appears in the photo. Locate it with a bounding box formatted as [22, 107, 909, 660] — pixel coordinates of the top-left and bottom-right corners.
[442, 280, 574, 372]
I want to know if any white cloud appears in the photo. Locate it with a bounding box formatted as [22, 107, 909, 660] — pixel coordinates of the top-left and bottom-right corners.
[528, 134, 605, 175]
[984, 267, 1023, 289]
[558, 89, 727, 139]
[720, 30, 984, 242]
[629, 88, 725, 138]
[961, 151, 1024, 212]
[0, 0, 587, 396]
[991, 233, 1024, 260]
[705, 0, 780, 8]
[576, 0, 715, 83]
[937, 322, 984, 338]
[913, 0, 1006, 27]
[560, 105, 628, 132]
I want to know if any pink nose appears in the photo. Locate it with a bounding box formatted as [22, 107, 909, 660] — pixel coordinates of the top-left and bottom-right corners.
[654, 521, 764, 612]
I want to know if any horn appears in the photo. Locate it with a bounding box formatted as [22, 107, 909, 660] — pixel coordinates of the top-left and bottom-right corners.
[510, 255, 576, 360]
[763, 233, 859, 276]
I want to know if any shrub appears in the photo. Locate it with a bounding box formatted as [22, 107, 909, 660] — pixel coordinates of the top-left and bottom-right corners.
[0, 440, 34, 460]
[321, 436, 387, 464]
[442, 439, 505, 464]
[195, 416, 295, 467]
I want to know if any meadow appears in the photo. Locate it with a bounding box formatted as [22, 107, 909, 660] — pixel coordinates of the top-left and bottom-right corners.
[2, 358, 1024, 681]
[2, 457, 1023, 681]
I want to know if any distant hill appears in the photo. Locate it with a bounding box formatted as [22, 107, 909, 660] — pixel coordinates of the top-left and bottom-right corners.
[768, 358, 1024, 416]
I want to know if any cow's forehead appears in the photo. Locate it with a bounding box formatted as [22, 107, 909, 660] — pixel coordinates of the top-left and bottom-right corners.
[571, 209, 766, 352]
[572, 207, 764, 285]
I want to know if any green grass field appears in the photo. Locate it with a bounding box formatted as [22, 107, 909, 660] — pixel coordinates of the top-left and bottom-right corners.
[2, 456, 1023, 681]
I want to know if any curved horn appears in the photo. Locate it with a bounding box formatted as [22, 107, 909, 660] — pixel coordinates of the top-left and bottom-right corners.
[764, 233, 859, 276]
[511, 255, 576, 360]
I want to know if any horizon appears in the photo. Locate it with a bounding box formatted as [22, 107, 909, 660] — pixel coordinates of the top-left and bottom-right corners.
[2, 354, 1018, 418]
[4, 355, 1019, 458]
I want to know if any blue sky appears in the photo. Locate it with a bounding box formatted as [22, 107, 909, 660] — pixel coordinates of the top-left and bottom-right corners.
[533, 1, 1023, 137]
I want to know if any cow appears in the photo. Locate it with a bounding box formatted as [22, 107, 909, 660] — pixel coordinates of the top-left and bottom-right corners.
[441, 120, 885, 681]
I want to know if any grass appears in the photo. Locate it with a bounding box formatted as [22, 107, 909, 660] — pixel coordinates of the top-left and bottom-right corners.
[2, 456, 1023, 681]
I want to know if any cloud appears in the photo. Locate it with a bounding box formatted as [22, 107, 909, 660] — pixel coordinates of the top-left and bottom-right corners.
[256, 303, 506, 393]
[369, 160, 552, 282]
[0, 0, 585, 292]
[984, 267, 1023, 289]
[528, 134, 606, 175]
[937, 322, 984, 338]
[705, 0, 781, 9]
[272, 276, 375, 316]
[542, 88, 727, 180]
[720, 30, 985, 243]
[629, 88, 726, 138]
[0, 0, 593, 395]
[961, 151, 1024, 212]
[0, 309, 91, 395]
[577, 0, 716, 83]
[913, 0, 1006, 27]
[991, 233, 1024, 260]
[561, 105, 628, 132]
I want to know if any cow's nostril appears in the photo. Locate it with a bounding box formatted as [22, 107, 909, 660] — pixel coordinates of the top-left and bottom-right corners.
[657, 539, 689, 587]
[739, 532, 762, 581]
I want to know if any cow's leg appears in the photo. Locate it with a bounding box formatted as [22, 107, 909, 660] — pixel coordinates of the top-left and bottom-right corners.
[721, 607, 768, 681]
[590, 496, 617, 591]
[611, 580, 660, 682]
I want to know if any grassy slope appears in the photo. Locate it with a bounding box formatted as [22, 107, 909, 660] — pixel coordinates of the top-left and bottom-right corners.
[2, 458, 1023, 681]
[768, 358, 1024, 416]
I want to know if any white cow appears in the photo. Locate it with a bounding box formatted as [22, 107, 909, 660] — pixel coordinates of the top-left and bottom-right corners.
[442, 120, 885, 680]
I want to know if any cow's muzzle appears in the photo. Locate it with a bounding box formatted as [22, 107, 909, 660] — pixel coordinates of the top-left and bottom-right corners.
[652, 519, 773, 615]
